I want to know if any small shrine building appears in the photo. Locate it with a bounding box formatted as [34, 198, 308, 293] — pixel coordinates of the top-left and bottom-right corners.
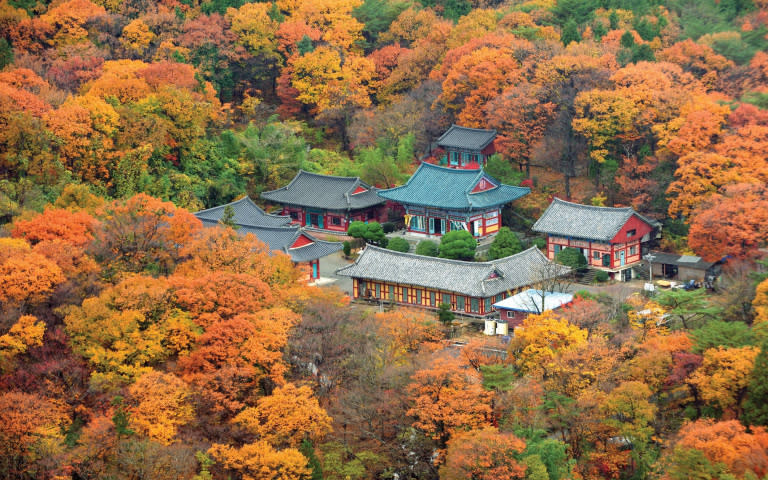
[261, 170, 387, 232]
[376, 162, 529, 238]
[435, 125, 497, 169]
[532, 198, 661, 282]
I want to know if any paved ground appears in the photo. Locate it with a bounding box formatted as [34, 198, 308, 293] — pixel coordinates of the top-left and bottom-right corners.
[571, 279, 646, 301]
[313, 250, 355, 294]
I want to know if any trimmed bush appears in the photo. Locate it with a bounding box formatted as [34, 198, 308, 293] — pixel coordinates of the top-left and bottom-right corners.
[439, 230, 477, 261]
[555, 247, 587, 271]
[487, 227, 523, 260]
[594, 270, 609, 283]
[386, 237, 410, 253]
[415, 240, 439, 257]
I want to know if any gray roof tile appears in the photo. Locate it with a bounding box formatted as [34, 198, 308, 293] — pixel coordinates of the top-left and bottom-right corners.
[336, 246, 568, 297]
[198, 219, 341, 262]
[437, 124, 497, 151]
[261, 170, 385, 210]
[377, 163, 529, 210]
[532, 198, 657, 242]
[194, 196, 291, 227]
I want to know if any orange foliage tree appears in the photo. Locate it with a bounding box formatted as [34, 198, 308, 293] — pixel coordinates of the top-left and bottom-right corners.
[11, 208, 98, 247]
[687, 184, 768, 261]
[439, 427, 527, 480]
[0, 391, 69, 478]
[0, 238, 64, 309]
[674, 419, 768, 478]
[376, 308, 443, 361]
[91, 193, 202, 276]
[407, 352, 493, 448]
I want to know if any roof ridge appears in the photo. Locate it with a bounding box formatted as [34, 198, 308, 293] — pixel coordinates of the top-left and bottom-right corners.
[551, 197, 635, 213]
[296, 169, 362, 182]
[233, 223, 300, 232]
[447, 124, 497, 133]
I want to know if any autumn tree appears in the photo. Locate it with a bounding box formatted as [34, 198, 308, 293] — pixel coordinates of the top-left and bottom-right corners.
[209, 441, 311, 480]
[127, 370, 194, 445]
[234, 383, 333, 448]
[406, 352, 493, 448]
[11, 207, 97, 247]
[509, 311, 588, 376]
[64, 275, 196, 389]
[673, 419, 768, 478]
[0, 238, 65, 310]
[439, 427, 527, 480]
[0, 391, 69, 478]
[0, 315, 45, 373]
[688, 346, 760, 417]
[91, 193, 202, 276]
[687, 184, 768, 261]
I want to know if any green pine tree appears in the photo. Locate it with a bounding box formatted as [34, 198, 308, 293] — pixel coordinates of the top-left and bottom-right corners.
[561, 19, 582, 46]
[742, 342, 768, 426]
[219, 204, 239, 230]
[487, 227, 523, 260]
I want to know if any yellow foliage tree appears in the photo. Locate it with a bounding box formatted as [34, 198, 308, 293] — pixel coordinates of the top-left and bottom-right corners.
[754, 278, 768, 325]
[689, 346, 760, 416]
[64, 275, 198, 389]
[234, 383, 332, 448]
[510, 311, 588, 376]
[0, 315, 45, 372]
[127, 370, 194, 445]
[227, 2, 280, 63]
[209, 441, 311, 480]
[120, 19, 155, 55]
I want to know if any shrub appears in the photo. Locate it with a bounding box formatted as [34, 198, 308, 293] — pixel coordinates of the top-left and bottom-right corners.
[555, 247, 587, 271]
[415, 240, 439, 257]
[439, 230, 477, 261]
[383, 222, 397, 233]
[342, 241, 351, 257]
[594, 271, 609, 283]
[386, 237, 410, 253]
[531, 237, 546, 249]
[438, 303, 455, 325]
[487, 227, 523, 260]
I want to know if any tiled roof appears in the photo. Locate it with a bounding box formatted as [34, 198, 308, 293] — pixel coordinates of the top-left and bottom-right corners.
[493, 289, 574, 313]
[261, 170, 385, 210]
[647, 251, 715, 270]
[194, 196, 291, 227]
[532, 198, 658, 242]
[336, 246, 568, 298]
[198, 219, 342, 262]
[377, 163, 529, 210]
[437, 124, 496, 150]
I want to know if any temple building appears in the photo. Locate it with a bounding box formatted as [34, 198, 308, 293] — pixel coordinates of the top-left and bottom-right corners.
[194, 195, 291, 227]
[194, 197, 342, 281]
[261, 170, 387, 232]
[435, 125, 497, 169]
[532, 198, 661, 282]
[336, 246, 568, 318]
[376, 162, 529, 238]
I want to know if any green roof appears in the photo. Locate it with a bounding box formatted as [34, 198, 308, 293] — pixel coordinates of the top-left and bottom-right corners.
[377, 163, 529, 210]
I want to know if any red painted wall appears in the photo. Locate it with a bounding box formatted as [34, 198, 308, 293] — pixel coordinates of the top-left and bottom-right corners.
[610, 214, 653, 244]
[291, 234, 314, 249]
